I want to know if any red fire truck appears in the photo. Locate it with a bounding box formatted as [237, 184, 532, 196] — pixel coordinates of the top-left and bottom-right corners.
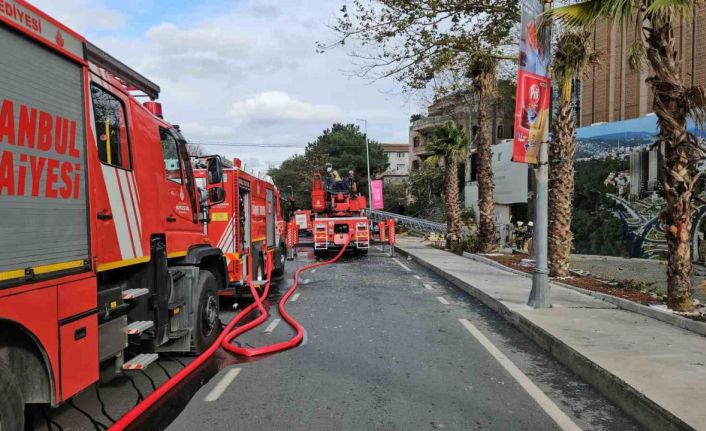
[294, 209, 313, 235]
[311, 172, 370, 256]
[0, 2, 230, 427]
[195, 161, 287, 296]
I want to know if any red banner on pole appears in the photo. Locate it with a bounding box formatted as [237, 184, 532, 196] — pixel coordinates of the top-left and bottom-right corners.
[371, 179, 384, 210]
[513, 0, 552, 164]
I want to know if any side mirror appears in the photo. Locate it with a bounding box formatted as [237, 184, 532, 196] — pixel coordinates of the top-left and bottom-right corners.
[209, 187, 226, 205]
[207, 157, 224, 185]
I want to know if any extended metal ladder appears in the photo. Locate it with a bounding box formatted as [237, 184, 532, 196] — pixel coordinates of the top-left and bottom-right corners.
[367, 210, 447, 235]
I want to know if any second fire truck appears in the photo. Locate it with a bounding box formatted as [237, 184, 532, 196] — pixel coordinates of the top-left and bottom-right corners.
[196, 161, 287, 297]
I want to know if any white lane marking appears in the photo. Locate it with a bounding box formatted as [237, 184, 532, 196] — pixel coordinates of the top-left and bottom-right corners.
[264, 318, 282, 334]
[204, 368, 241, 402]
[291, 293, 301, 302]
[437, 297, 450, 305]
[458, 319, 581, 431]
[302, 279, 311, 285]
[413, 275, 422, 280]
[392, 258, 411, 272]
[423, 283, 434, 291]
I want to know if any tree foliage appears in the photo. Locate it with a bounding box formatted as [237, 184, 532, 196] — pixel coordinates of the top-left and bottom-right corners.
[268, 124, 387, 209]
[408, 164, 445, 217]
[426, 122, 468, 253]
[571, 159, 630, 257]
[321, 0, 519, 91]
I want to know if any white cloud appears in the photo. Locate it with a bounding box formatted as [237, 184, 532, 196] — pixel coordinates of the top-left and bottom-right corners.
[229, 91, 341, 123]
[30, 0, 415, 168]
[28, 0, 127, 31]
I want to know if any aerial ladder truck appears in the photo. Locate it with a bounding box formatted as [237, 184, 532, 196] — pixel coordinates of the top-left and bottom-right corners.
[311, 170, 370, 256]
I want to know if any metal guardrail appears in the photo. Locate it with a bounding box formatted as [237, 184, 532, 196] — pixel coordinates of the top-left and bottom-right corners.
[367, 209, 447, 234]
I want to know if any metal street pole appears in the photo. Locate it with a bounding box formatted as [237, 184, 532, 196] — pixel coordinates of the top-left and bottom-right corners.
[528, 0, 552, 309]
[357, 118, 373, 209]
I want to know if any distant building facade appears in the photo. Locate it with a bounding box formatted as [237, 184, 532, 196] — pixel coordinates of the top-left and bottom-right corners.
[582, 7, 706, 126]
[629, 146, 662, 197]
[380, 143, 409, 183]
[409, 87, 515, 171]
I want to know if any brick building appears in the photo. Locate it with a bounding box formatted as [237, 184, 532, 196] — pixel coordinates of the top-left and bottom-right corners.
[581, 6, 706, 126]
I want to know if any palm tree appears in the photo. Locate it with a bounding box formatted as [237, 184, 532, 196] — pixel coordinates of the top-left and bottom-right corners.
[470, 55, 499, 253]
[426, 122, 469, 254]
[549, 1, 706, 312]
[548, 30, 600, 278]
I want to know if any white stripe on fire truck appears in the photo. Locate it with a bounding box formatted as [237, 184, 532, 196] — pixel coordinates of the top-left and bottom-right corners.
[102, 165, 135, 260]
[115, 170, 139, 258]
[118, 169, 143, 258]
[123, 171, 143, 243]
[218, 218, 235, 249]
[222, 228, 236, 253]
[126, 172, 142, 235]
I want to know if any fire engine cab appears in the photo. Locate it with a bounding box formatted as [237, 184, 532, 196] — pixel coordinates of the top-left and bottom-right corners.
[311, 171, 370, 256]
[0, 2, 229, 428]
[195, 160, 287, 296]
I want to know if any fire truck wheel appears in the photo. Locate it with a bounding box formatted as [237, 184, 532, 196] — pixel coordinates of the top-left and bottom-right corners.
[0, 360, 24, 431]
[193, 270, 221, 354]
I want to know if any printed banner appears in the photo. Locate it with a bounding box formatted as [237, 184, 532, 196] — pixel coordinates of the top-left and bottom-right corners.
[513, 71, 551, 164]
[513, 0, 551, 164]
[371, 179, 384, 210]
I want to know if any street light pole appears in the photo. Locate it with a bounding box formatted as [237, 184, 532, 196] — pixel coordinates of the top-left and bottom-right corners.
[528, 0, 553, 309]
[357, 119, 373, 209]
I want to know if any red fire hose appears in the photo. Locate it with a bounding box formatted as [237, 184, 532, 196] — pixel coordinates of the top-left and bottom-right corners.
[109, 241, 350, 431]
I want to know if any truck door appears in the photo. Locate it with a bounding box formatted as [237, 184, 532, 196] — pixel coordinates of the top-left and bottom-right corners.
[90, 84, 144, 268]
[238, 180, 251, 281]
[266, 189, 275, 249]
[159, 128, 197, 250]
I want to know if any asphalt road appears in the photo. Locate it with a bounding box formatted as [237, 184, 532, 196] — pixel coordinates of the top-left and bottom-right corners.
[167, 248, 641, 431]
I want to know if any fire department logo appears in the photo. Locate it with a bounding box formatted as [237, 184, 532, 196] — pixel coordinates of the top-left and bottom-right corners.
[55, 31, 64, 47]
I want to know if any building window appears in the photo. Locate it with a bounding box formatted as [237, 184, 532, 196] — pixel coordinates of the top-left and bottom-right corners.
[92, 85, 131, 170]
[398, 152, 405, 158]
[497, 125, 504, 139]
[396, 164, 405, 171]
[413, 136, 420, 147]
[412, 160, 420, 170]
[160, 128, 183, 184]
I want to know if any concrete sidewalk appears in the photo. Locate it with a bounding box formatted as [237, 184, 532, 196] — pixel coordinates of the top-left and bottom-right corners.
[396, 236, 706, 431]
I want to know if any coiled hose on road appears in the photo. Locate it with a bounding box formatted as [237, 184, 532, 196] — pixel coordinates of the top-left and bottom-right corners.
[109, 241, 351, 431]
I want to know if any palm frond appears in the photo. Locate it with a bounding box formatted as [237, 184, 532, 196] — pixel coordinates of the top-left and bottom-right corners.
[552, 30, 600, 102]
[646, 0, 694, 20]
[685, 86, 706, 127]
[546, 0, 638, 29]
[628, 40, 647, 71]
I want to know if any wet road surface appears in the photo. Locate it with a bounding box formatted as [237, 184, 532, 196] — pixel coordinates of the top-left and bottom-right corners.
[164, 248, 642, 431]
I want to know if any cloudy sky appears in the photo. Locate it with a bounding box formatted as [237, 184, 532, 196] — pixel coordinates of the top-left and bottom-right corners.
[31, 0, 416, 172]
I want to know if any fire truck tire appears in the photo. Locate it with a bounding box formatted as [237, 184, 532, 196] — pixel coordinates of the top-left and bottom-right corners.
[272, 246, 286, 277]
[0, 360, 24, 431]
[193, 270, 221, 354]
